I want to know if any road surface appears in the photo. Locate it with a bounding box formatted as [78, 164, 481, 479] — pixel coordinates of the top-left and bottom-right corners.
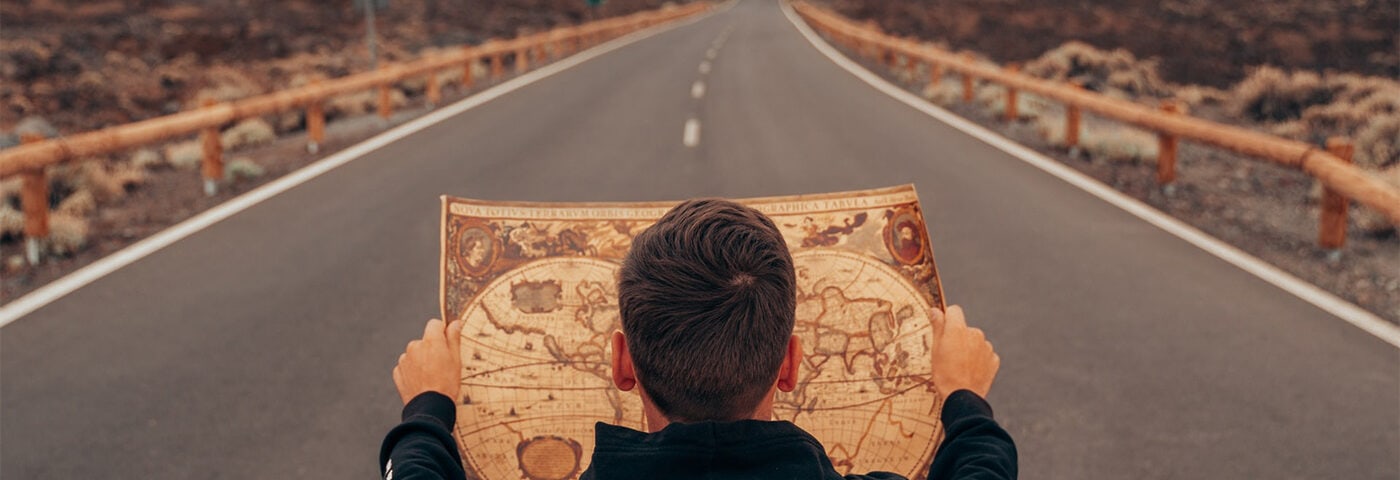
[3, 1, 1396, 478]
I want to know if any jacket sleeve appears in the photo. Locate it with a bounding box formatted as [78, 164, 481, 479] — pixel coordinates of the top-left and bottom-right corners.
[927, 390, 1018, 480]
[378, 392, 468, 480]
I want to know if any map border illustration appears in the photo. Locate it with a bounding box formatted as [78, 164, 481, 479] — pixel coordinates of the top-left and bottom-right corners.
[439, 185, 949, 480]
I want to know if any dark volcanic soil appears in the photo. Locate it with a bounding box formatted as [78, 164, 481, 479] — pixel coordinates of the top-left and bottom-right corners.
[0, 0, 680, 132]
[823, 0, 1400, 87]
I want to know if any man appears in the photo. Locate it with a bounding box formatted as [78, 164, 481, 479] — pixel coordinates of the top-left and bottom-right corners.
[382, 199, 1015, 479]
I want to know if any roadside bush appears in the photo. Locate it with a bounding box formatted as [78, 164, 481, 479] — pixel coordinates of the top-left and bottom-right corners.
[59, 162, 145, 202]
[129, 148, 164, 170]
[55, 190, 96, 217]
[922, 78, 961, 106]
[164, 140, 203, 170]
[220, 118, 276, 150]
[1230, 66, 1333, 122]
[1023, 41, 1171, 98]
[0, 204, 22, 241]
[0, 177, 19, 206]
[225, 158, 266, 181]
[1354, 165, 1400, 236]
[1354, 115, 1400, 171]
[46, 213, 89, 256]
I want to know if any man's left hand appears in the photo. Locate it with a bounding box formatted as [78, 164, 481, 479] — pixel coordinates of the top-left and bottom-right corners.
[393, 318, 464, 405]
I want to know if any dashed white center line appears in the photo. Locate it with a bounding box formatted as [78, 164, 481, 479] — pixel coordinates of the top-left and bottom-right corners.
[699, 61, 711, 74]
[691, 81, 706, 99]
[706, 48, 719, 60]
[683, 118, 701, 148]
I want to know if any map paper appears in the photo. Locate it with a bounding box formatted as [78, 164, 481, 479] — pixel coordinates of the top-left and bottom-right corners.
[439, 185, 948, 480]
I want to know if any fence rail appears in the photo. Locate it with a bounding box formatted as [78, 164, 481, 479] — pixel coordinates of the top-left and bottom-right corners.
[0, 2, 709, 264]
[793, 1, 1400, 249]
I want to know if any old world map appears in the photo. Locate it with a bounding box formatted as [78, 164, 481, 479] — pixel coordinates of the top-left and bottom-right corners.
[439, 185, 947, 480]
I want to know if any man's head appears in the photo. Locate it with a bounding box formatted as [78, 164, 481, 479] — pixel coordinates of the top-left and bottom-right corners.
[613, 199, 800, 423]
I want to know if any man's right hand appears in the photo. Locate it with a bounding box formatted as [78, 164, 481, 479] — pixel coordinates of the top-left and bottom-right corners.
[930, 305, 1000, 401]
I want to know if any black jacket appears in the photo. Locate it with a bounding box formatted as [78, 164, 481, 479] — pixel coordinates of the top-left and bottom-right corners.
[380, 390, 1016, 479]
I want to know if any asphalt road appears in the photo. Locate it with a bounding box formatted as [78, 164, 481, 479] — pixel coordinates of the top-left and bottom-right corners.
[3, 1, 1396, 478]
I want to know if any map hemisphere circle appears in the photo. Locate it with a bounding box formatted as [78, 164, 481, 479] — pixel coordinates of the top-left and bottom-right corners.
[453, 257, 643, 480]
[781, 249, 942, 479]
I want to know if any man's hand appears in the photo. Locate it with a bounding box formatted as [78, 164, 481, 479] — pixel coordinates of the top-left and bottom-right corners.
[930, 305, 999, 401]
[393, 319, 465, 405]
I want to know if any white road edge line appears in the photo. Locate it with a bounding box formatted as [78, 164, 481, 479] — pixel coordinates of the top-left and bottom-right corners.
[0, 4, 730, 328]
[683, 118, 702, 148]
[692, 80, 707, 99]
[780, 1, 1400, 349]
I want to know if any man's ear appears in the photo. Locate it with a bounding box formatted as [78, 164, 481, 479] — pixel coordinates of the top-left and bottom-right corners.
[610, 330, 638, 392]
[776, 335, 803, 393]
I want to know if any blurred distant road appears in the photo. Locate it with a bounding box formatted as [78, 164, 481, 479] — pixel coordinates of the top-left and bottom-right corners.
[3, 0, 1395, 478]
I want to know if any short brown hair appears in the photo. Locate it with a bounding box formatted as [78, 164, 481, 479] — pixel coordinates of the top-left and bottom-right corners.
[618, 199, 797, 422]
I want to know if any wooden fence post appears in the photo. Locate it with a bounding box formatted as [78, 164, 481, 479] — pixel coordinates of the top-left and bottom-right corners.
[1065, 83, 1082, 149]
[378, 66, 393, 121]
[515, 44, 529, 73]
[961, 53, 975, 103]
[928, 59, 944, 87]
[1157, 102, 1180, 186]
[904, 43, 919, 78]
[490, 52, 504, 80]
[462, 49, 476, 90]
[200, 99, 223, 196]
[1319, 137, 1354, 250]
[426, 69, 441, 107]
[306, 81, 325, 154]
[18, 134, 48, 265]
[1004, 63, 1020, 121]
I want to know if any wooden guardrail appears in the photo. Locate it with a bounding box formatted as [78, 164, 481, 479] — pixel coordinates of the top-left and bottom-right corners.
[1, 2, 709, 264]
[793, 1, 1400, 250]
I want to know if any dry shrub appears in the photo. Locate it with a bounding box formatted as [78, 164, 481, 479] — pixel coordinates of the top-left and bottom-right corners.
[1023, 41, 1171, 98]
[225, 158, 266, 181]
[1354, 164, 1400, 235]
[1230, 66, 1334, 122]
[55, 189, 95, 217]
[164, 140, 203, 170]
[0, 204, 23, 241]
[1354, 115, 1400, 171]
[220, 118, 276, 150]
[1174, 85, 1228, 108]
[47, 213, 89, 256]
[0, 177, 20, 205]
[1230, 67, 1400, 171]
[922, 78, 961, 105]
[14, 116, 59, 139]
[47, 161, 144, 203]
[0, 38, 52, 81]
[190, 66, 265, 106]
[327, 91, 376, 118]
[129, 148, 164, 170]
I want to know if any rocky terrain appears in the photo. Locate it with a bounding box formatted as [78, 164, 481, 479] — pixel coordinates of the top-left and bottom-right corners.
[0, 0, 678, 134]
[823, 0, 1399, 87]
